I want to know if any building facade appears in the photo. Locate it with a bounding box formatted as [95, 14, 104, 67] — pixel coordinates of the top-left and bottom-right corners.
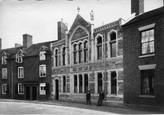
[123, 0, 164, 107]
[0, 34, 55, 100]
[51, 14, 124, 105]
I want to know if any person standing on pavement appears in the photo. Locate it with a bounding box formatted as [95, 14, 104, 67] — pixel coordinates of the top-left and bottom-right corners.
[97, 90, 105, 106]
[86, 90, 91, 105]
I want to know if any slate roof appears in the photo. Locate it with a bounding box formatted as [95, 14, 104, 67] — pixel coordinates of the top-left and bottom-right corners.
[25, 40, 56, 56]
[123, 6, 164, 27]
[0, 40, 57, 59]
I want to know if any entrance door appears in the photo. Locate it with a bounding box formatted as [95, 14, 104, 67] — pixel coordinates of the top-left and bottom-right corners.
[32, 86, 37, 100]
[55, 80, 59, 100]
[26, 87, 30, 100]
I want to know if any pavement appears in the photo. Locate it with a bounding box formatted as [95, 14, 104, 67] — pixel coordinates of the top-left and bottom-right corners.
[0, 99, 163, 114]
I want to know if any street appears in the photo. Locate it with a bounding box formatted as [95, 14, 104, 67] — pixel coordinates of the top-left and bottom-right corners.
[0, 101, 114, 114]
[0, 99, 162, 114]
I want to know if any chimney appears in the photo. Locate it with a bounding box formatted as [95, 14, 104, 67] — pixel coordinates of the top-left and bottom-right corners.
[23, 34, 33, 49]
[15, 43, 22, 48]
[57, 19, 68, 40]
[131, 0, 144, 16]
[0, 38, 1, 50]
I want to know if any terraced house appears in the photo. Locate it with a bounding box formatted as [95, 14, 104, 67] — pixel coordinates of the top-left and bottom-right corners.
[123, 0, 164, 109]
[0, 34, 55, 100]
[51, 13, 124, 105]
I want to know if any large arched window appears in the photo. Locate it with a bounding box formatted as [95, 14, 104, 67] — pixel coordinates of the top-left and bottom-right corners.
[110, 32, 116, 57]
[97, 36, 102, 60]
[62, 47, 66, 65]
[84, 41, 88, 62]
[73, 44, 77, 64]
[78, 43, 82, 63]
[54, 49, 58, 67]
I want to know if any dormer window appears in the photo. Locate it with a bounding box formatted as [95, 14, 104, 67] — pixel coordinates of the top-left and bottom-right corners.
[2, 68, 7, 79]
[2, 56, 7, 65]
[39, 51, 46, 61]
[2, 52, 7, 65]
[16, 54, 23, 63]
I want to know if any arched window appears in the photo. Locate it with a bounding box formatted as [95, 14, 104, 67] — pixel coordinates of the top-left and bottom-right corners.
[62, 47, 66, 65]
[97, 36, 102, 60]
[73, 44, 77, 64]
[110, 32, 116, 57]
[78, 43, 82, 63]
[54, 49, 58, 67]
[84, 41, 88, 62]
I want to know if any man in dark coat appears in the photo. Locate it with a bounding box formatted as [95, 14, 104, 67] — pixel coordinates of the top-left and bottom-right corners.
[97, 90, 105, 106]
[86, 90, 91, 105]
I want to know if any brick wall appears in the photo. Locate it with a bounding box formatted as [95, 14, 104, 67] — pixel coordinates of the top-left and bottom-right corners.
[123, 16, 164, 106]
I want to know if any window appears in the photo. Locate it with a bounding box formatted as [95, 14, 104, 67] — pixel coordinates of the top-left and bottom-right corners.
[18, 67, 24, 78]
[54, 49, 58, 67]
[97, 36, 102, 60]
[98, 73, 103, 93]
[2, 55, 7, 65]
[39, 65, 46, 77]
[73, 44, 77, 64]
[79, 74, 83, 93]
[79, 43, 82, 63]
[18, 83, 24, 94]
[141, 70, 155, 95]
[111, 71, 117, 94]
[16, 54, 23, 63]
[74, 75, 77, 93]
[63, 76, 66, 93]
[84, 74, 88, 93]
[2, 68, 7, 79]
[2, 84, 8, 94]
[39, 51, 46, 61]
[110, 32, 116, 57]
[141, 29, 154, 55]
[84, 41, 88, 62]
[62, 47, 66, 66]
[40, 83, 46, 95]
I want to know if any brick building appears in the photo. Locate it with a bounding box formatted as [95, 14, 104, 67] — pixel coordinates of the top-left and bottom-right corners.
[123, 0, 164, 107]
[0, 34, 55, 100]
[51, 13, 124, 105]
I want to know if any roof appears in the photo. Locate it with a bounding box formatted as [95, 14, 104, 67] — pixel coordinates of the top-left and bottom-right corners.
[123, 6, 164, 27]
[68, 14, 91, 35]
[0, 40, 57, 58]
[25, 40, 56, 56]
[0, 47, 23, 58]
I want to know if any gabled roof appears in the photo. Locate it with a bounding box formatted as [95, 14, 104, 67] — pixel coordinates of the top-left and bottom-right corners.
[123, 6, 164, 27]
[68, 14, 91, 35]
[0, 40, 57, 58]
[0, 47, 23, 59]
[25, 40, 56, 56]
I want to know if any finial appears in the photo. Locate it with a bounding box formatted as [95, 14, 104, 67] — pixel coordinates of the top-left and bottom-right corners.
[77, 6, 80, 13]
[90, 10, 94, 21]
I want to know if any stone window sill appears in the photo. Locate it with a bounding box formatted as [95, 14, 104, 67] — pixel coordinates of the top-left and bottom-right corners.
[139, 53, 155, 58]
[139, 95, 155, 98]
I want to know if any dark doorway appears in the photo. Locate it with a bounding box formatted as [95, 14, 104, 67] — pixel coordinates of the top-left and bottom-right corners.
[55, 80, 59, 100]
[26, 87, 30, 100]
[32, 86, 37, 100]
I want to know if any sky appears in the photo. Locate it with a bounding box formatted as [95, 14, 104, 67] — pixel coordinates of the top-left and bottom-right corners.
[0, 0, 163, 49]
